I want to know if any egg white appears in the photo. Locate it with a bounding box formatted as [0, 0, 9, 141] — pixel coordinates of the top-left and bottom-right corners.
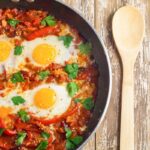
[0, 89, 23, 112]
[24, 83, 71, 118]
[21, 35, 78, 66]
[0, 83, 71, 119]
[0, 35, 79, 74]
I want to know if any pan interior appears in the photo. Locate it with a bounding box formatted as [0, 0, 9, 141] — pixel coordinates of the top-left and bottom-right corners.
[0, 0, 111, 149]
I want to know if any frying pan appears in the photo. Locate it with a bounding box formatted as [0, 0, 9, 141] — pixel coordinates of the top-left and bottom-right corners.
[0, 0, 112, 149]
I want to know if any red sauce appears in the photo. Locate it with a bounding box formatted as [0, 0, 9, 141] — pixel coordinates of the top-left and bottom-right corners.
[0, 9, 99, 150]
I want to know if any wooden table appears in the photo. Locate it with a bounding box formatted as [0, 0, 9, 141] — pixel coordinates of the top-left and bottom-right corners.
[62, 0, 150, 149]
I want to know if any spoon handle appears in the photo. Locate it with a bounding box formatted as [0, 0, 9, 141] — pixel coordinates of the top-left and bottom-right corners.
[120, 64, 134, 150]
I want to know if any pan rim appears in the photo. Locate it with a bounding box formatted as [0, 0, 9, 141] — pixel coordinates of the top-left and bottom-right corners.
[55, 0, 112, 149]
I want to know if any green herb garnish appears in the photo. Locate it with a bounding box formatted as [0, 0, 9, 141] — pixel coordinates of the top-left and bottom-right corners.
[7, 19, 19, 27]
[65, 128, 72, 139]
[16, 132, 27, 146]
[67, 82, 79, 97]
[74, 99, 81, 103]
[41, 15, 56, 26]
[65, 63, 79, 79]
[65, 128, 83, 150]
[66, 139, 76, 150]
[58, 35, 73, 48]
[82, 97, 94, 110]
[11, 72, 25, 83]
[74, 97, 94, 110]
[78, 42, 92, 54]
[18, 110, 30, 122]
[70, 136, 83, 145]
[0, 128, 4, 136]
[14, 46, 24, 56]
[41, 132, 50, 140]
[11, 96, 25, 105]
[38, 70, 50, 80]
[36, 141, 48, 150]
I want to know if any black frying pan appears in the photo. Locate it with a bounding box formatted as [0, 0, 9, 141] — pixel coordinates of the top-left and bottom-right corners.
[0, 0, 112, 149]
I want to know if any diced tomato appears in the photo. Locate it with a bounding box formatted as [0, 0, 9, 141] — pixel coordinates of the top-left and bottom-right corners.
[0, 118, 17, 136]
[23, 21, 31, 27]
[4, 129, 17, 136]
[33, 18, 41, 26]
[0, 84, 4, 90]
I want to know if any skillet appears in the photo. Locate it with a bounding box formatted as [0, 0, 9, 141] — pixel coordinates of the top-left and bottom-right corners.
[0, 0, 112, 149]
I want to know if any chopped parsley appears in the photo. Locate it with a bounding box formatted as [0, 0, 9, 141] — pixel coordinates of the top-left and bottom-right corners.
[36, 141, 48, 150]
[7, 19, 19, 27]
[18, 110, 30, 122]
[67, 82, 79, 97]
[70, 136, 83, 146]
[82, 97, 94, 110]
[41, 15, 56, 26]
[65, 128, 72, 139]
[38, 70, 50, 80]
[11, 96, 25, 105]
[16, 132, 27, 146]
[74, 98, 81, 103]
[66, 139, 76, 150]
[78, 42, 92, 54]
[65, 127, 83, 150]
[11, 72, 25, 83]
[0, 128, 4, 136]
[74, 97, 94, 110]
[64, 63, 79, 79]
[14, 46, 24, 56]
[41, 132, 50, 140]
[58, 35, 73, 48]
[66, 136, 83, 150]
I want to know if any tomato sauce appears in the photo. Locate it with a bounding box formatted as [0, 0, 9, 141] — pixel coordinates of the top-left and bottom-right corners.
[0, 9, 99, 150]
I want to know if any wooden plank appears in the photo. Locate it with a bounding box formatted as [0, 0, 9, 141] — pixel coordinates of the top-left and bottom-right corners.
[59, 0, 150, 150]
[95, 0, 150, 150]
[95, 0, 121, 150]
[134, 1, 150, 149]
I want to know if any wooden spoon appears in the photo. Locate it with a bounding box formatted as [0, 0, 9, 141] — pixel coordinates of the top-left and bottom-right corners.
[112, 5, 145, 150]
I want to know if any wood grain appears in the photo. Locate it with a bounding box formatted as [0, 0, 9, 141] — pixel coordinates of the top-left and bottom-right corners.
[62, 0, 150, 149]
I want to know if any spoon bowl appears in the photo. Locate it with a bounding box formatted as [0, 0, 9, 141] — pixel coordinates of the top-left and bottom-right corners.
[113, 5, 145, 61]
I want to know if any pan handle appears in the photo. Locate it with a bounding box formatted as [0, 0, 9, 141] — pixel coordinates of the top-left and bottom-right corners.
[11, 0, 34, 2]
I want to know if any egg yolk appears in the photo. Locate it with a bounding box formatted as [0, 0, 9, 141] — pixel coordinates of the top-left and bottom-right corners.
[34, 88, 56, 109]
[0, 41, 12, 62]
[0, 106, 12, 118]
[32, 44, 57, 65]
